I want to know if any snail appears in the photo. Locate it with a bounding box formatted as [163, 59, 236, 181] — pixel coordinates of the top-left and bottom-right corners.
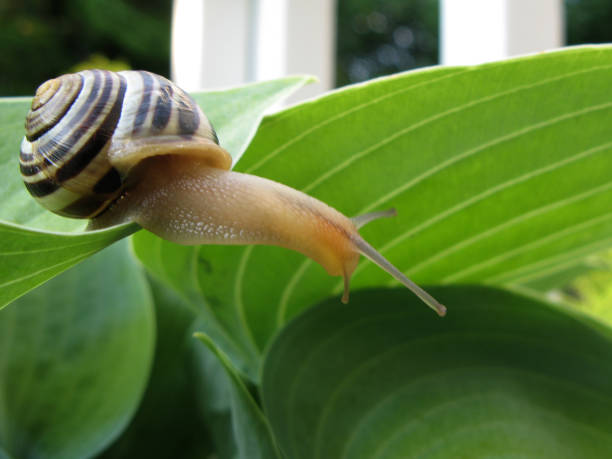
[19, 69, 446, 316]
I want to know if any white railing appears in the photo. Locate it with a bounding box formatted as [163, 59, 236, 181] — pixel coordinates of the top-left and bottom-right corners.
[172, 0, 564, 98]
[171, 0, 335, 102]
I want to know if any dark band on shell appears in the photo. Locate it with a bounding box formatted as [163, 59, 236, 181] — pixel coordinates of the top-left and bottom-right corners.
[19, 69, 221, 219]
[132, 71, 154, 134]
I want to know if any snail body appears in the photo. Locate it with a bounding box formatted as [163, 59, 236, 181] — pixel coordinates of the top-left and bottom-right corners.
[19, 69, 446, 316]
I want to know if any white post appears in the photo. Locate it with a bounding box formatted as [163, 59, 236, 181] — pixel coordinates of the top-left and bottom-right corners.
[441, 0, 564, 66]
[171, 0, 253, 91]
[171, 0, 335, 101]
[254, 0, 336, 101]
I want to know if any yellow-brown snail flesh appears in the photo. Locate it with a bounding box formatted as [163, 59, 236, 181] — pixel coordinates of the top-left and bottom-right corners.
[19, 69, 446, 316]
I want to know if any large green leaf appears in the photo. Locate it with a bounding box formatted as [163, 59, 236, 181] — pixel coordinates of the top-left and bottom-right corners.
[0, 240, 154, 459]
[0, 76, 311, 309]
[134, 46, 612, 377]
[262, 286, 612, 458]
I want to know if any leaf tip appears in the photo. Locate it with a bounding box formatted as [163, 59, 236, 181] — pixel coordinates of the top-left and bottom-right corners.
[192, 331, 210, 345]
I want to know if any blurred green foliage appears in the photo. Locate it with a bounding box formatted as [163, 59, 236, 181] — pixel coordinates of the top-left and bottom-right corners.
[336, 0, 439, 86]
[565, 0, 612, 45]
[0, 0, 170, 95]
[562, 251, 612, 325]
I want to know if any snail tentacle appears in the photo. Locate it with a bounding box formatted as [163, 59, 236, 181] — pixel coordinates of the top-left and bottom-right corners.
[350, 235, 446, 316]
[351, 208, 397, 229]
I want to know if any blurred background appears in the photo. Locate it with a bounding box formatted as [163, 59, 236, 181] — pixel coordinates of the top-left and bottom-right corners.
[1, 0, 611, 95]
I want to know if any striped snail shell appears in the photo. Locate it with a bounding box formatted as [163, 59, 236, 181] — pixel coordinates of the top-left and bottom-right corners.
[18, 70, 446, 316]
[19, 69, 230, 218]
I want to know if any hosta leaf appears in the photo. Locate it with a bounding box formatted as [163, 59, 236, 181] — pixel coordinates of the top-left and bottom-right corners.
[0, 240, 154, 459]
[0, 76, 311, 309]
[136, 46, 612, 377]
[262, 286, 612, 459]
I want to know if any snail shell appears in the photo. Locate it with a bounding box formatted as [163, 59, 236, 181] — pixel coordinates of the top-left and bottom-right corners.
[19, 69, 231, 218]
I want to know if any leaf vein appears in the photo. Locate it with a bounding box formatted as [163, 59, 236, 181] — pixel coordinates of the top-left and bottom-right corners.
[443, 212, 612, 282]
[492, 235, 612, 285]
[303, 65, 612, 195]
[0, 249, 98, 290]
[243, 69, 472, 174]
[234, 246, 261, 355]
[395, 140, 612, 277]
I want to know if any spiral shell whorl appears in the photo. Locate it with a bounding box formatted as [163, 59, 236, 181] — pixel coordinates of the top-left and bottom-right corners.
[20, 69, 228, 219]
[25, 74, 83, 142]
